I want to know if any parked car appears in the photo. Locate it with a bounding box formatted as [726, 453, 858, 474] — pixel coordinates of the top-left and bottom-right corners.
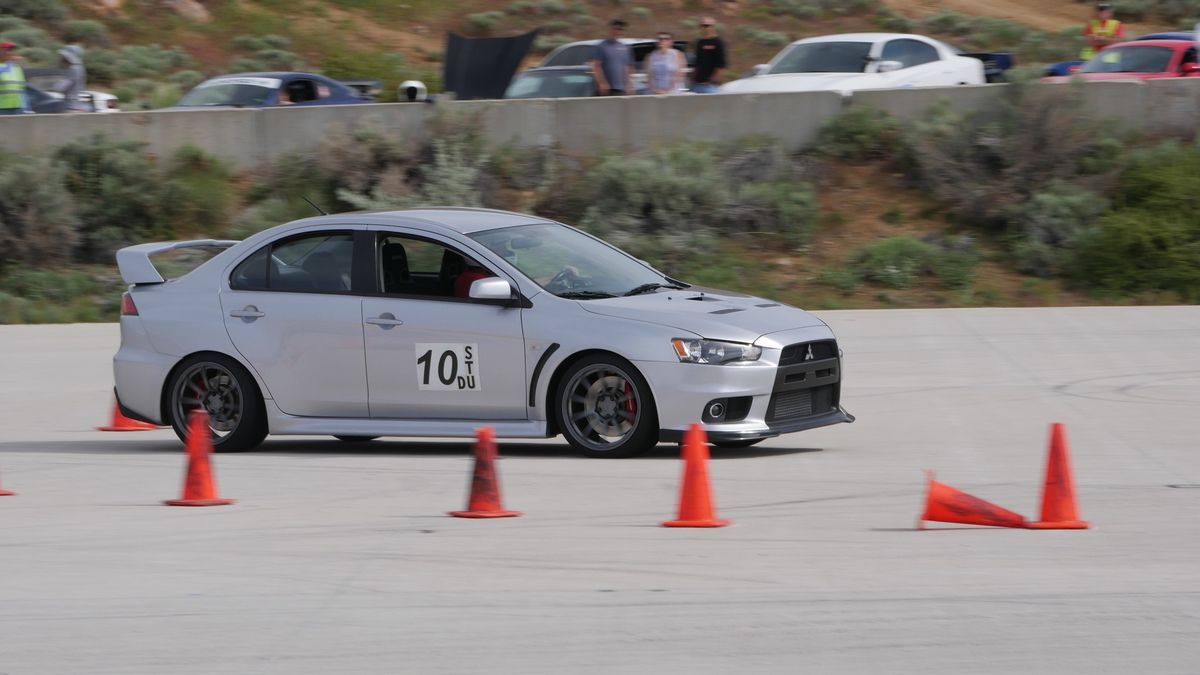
[1044, 31, 1194, 76]
[171, 72, 375, 109]
[504, 65, 597, 98]
[24, 68, 119, 112]
[1042, 39, 1199, 82]
[536, 38, 691, 93]
[112, 208, 853, 457]
[719, 33, 1005, 95]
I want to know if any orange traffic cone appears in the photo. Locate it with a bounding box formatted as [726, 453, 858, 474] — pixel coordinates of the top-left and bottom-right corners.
[663, 424, 730, 528]
[1026, 423, 1089, 529]
[919, 471, 1026, 529]
[0, 469, 14, 496]
[449, 427, 521, 518]
[97, 399, 158, 431]
[164, 410, 235, 507]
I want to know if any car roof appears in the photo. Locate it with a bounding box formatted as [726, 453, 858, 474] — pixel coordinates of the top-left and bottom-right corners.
[202, 72, 335, 82]
[793, 33, 931, 43]
[312, 208, 556, 235]
[1106, 39, 1195, 49]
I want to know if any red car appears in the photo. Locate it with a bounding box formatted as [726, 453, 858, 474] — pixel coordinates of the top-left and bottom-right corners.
[1043, 39, 1200, 82]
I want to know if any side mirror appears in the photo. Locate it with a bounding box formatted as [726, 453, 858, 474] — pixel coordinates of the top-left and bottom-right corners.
[469, 277, 516, 304]
[877, 60, 903, 74]
[1182, 62, 1200, 75]
[750, 64, 769, 76]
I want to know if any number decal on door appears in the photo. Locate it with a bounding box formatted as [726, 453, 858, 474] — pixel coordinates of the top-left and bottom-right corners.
[416, 344, 481, 391]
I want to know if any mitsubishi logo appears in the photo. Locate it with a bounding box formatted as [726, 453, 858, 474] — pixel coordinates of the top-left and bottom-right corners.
[804, 344, 815, 361]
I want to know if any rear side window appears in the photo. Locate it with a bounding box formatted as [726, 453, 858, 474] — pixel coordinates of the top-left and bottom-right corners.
[229, 232, 355, 293]
[881, 39, 940, 69]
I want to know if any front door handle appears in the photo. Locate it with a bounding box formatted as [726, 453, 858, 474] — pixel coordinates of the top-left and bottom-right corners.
[230, 306, 265, 319]
[365, 313, 404, 328]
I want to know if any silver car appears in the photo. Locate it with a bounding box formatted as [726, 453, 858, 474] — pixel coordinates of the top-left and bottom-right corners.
[113, 208, 853, 457]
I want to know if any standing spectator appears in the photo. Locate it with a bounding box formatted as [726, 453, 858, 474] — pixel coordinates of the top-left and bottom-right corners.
[0, 41, 30, 115]
[592, 19, 633, 96]
[1081, 2, 1124, 60]
[57, 45, 87, 112]
[647, 31, 685, 95]
[691, 16, 727, 93]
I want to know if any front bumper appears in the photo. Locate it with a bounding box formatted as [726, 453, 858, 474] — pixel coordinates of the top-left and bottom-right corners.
[639, 333, 854, 444]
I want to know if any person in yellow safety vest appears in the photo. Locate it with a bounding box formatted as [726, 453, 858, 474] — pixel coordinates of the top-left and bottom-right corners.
[1081, 2, 1125, 60]
[0, 41, 31, 115]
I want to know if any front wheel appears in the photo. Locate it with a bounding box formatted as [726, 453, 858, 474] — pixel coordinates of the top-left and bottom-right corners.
[556, 354, 658, 458]
[167, 353, 267, 452]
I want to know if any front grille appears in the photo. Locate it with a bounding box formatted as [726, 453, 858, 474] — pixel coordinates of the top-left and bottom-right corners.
[769, 390, 812, 419]
[779, 340, 837, 366]
[767, 340, 840, 425]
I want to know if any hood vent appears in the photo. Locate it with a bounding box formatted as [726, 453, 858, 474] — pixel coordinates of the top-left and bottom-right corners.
[709, 308, 743, 315]
[756, 303, 780, 308]
[685, 294, 722, 302]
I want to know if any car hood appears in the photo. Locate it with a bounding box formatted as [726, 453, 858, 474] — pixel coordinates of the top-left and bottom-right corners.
[721, 72, 867, 93]
[577, 289, 826, 344]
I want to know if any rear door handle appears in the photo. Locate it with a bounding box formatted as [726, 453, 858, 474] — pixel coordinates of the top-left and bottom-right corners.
[365, 313, 404, 328]
[230, 306, 265, 319]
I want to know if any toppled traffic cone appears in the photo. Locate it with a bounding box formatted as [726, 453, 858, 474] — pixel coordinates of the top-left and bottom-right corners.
[97, 399, 158, 431]
[0, 469, 14, 496]
[164, 410, 235, 507]
[919, 471, 1026, 529]
[663, 424, 730, 528]
[1026, 423, 1089, 529]
[449, 427, 520, 518]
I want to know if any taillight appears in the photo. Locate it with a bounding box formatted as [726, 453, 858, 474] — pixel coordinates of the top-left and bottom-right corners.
[121, 292, 138, 316]
[107, 99, 118, 109]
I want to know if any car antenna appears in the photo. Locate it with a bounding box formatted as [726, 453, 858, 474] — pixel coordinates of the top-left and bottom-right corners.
[302, 196, 328, 216]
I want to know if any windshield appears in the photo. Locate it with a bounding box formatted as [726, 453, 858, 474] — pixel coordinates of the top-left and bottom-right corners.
[769, 41, 873, 74]
[505, 71, 595, 98]
[1081, 46, 1174, 73]
[471, 223, 668, 298]
[176, 77, 281, 107]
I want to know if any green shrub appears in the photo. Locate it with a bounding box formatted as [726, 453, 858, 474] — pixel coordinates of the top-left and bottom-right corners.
[507, 0, 536, 14]
[736, 26, 789, 48]
[533, 34, 575, 53]
[112, 44, 192, 79]
[169, 70, 205, 90]
[723, 181, 817, 244]
[0, 158, 79, 267]
[54, 135, 165, 263]
[852, 236, 938, 289]
[161, 147, 236, 233]
[1071, 212, 1200, 300]
[0, 0, 66, 21]
[63, 20, 109, 45]
[0, 23, 58, 53]
[817, 106, 909, 162]
[465, 11, 505, 34]
[631, 6, 651, 19]
[1009, 185, 1106, 277]
[815, 266, 863, 293]
[540, 0, 568, 13]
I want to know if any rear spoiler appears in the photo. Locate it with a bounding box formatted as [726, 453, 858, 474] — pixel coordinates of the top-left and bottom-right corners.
[116, 239, 238, 285]
[340, 79, 382, 97]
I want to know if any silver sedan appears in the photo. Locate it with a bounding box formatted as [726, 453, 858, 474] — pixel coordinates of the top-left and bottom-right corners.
[113, 208, 853, 457]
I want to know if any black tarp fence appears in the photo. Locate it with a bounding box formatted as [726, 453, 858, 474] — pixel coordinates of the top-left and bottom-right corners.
[442, 29, 540, 100]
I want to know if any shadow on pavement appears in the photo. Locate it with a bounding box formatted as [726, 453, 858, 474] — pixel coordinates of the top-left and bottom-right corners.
[2, 438, 823, 460]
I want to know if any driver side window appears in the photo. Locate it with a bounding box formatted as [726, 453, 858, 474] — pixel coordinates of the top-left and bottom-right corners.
[378, 234, 496, 300]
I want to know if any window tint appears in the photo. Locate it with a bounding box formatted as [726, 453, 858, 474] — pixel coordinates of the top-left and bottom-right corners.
[378, 234, 496, 299]
[770, 42, 872, 74]
[881, 39, 940, 69]
[544, 45, 595, 67]
[229, 232, 354, 293]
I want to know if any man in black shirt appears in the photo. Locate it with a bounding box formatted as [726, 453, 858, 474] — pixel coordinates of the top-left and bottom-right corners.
[691, 17, 727, 93]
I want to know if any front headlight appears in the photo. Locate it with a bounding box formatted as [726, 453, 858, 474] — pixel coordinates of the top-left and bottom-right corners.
[671, 338, 762, 364]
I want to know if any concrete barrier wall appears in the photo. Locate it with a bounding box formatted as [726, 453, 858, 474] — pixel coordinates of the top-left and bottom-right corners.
[2, 80, 1200, 168]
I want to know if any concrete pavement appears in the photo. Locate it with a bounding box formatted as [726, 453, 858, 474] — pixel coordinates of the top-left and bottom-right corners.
[1, 307, 1198, 674]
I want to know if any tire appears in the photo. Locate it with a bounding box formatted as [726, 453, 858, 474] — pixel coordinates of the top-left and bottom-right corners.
[334, 435, 379, 442]
[713, 439, 765, 449]
[555, 353, 658, 458]
[167, 353, 267, 452]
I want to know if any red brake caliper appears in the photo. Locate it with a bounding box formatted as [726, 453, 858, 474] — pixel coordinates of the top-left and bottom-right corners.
[624, 381, 636, 418]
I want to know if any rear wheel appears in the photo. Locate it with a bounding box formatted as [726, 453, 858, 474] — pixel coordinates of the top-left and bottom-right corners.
[556, 354, 658, 458]
[167, 353, 267, 452]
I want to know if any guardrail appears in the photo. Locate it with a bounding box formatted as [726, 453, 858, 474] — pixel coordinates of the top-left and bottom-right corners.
[2, 79, 1199, 169]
